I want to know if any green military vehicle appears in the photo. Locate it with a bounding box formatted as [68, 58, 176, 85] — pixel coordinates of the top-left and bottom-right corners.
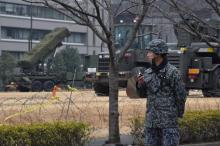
[75, 54, 98, 88]
[10, 27, 72, 92]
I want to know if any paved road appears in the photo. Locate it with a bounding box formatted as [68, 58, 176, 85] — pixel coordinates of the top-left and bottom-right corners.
[182, 141, 220, 146]
[89, 135, 220, 146]
[89, 134, 133, 146]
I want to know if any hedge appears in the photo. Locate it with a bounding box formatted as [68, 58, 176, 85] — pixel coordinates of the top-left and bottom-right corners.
[130, 110, 220, 145]
[0, 121, 90, 146]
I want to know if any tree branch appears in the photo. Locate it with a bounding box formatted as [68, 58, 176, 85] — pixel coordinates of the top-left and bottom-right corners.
[113, 0, 125, 16]
[22, 0, 109, 43]
[50, 0, 97, 18]
[155, 0, 220, 47]
[169, 0, 220, 45]
[115, 4, 139, 17]
[205, 0, 220, 16]
[95, 0, 108, 10]
[91, 0, 111, 38]
[118, 0, 156, 62]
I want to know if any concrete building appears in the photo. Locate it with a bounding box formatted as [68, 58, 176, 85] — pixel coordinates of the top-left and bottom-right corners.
[112, 0, 216, 44]
[0, 0, 105, 60]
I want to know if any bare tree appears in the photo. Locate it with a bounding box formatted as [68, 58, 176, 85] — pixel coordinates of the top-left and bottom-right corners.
[22, 0, 155, 144]
[153, 0, 220, 47]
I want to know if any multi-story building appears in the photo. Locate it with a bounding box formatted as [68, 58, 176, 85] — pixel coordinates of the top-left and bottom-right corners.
[0, 0, 105, 60]
[112, 0, 215, 44]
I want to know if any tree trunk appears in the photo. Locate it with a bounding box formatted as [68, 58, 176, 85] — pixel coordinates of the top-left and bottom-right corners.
[108, 58, 120, 143]
[107, 5, 120, 142]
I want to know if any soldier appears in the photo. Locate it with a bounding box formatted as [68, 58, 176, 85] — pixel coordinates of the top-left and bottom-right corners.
[137, 39, 187, 146]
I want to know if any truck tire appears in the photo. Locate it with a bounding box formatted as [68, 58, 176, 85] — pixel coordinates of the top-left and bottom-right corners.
[202, 90, 220, 97]
[43, 80, 55, 91]
[94, 83, 109, 96]
[17, 85, 30, 92]
[202, 90, 213, 97]
[31, 80, 42, 92]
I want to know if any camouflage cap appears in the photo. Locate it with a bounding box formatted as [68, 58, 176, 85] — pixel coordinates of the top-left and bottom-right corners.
[146, 39, 168, 54]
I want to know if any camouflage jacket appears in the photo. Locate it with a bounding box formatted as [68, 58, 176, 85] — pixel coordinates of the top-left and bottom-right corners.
[138, 62, 186, 128]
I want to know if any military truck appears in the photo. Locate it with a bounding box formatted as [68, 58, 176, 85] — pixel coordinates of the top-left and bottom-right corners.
[75, 54, 98, 88]
[173, 19, 220, 97]
[88, 24, 153, 95]
[11, 27, 71, 92]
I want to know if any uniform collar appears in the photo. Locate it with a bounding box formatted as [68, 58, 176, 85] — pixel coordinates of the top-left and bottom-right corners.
[151, 57, 168, 73]
[147, 65, 167, 74]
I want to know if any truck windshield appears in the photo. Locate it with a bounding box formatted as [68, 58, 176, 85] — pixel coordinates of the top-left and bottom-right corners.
[115, 25, 152, 49]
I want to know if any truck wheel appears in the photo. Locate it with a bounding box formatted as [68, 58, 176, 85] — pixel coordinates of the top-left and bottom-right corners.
[202, 90, 220, 97]
[94, 83, 109, 96]
[31, 80, 42, 92]
[17, 85, 30, 92]
[202, 90, 213, 97]
[43, 80, 55, 91]
[217, 76, 220, 89]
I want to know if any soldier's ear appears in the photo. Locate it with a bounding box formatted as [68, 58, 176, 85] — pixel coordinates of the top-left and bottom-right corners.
[161, 54, 167, 58]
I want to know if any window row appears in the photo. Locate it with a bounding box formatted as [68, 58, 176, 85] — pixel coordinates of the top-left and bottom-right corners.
[0, 2, 71, 21]
[1, 27, 87, 44]
[115, 25, 153, 49]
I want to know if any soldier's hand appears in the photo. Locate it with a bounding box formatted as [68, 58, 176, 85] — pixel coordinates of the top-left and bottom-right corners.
[137, 73, 144, 86]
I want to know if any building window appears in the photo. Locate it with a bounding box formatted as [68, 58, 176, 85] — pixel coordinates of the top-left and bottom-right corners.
[1, 27, 87, 44]
[65, 32, 87, 44]
[1, 27, 49, 40]
[0, 2, 72, 21]
[115, 25, 153, 49]
[2, 50, 25, 61]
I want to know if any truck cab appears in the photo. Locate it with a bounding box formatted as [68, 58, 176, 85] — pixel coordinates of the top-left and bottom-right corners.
[174, 19, 220, 97]
[90, 24, 153, 95]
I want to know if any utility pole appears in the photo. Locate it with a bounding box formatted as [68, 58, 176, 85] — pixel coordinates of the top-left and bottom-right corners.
[28, 0, 33, 52]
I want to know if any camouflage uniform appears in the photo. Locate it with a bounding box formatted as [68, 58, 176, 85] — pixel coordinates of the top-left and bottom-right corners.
[137, 39, 187, 146]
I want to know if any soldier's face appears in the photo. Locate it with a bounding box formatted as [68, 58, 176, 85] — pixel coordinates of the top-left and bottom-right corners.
[146, 51, 156, 62]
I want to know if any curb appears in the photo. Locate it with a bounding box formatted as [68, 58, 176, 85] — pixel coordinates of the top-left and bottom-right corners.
[90, 135, 220, 146]
[181, 141, 220, 146]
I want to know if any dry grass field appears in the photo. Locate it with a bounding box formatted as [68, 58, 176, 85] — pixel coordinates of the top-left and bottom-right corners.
[0, 90, 220, 137]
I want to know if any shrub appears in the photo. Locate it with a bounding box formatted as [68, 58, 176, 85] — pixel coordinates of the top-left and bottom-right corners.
[130, 116, 145, 146]
[0, 121, 90, 146]
[130, 110, 220, 145]
[179, 110, 220, 143]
